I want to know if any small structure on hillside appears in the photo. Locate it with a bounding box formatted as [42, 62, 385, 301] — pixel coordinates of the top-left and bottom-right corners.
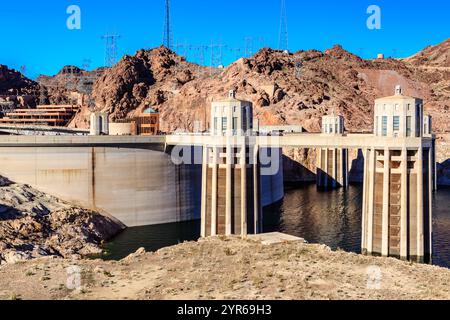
[135, 107, 160, 136]
[89, 112, 109, 135]
[107, 107, 160, 136]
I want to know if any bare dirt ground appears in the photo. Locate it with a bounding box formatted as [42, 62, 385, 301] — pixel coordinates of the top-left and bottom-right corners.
[1, 236, 449, 300]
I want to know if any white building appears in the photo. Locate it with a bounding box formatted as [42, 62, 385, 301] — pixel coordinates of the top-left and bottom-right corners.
[374, 85, 424, 138]
[210, 90, 253, 136]
[89, 112, 109, 136]
[317, 112, 348, 189]
[322, 112, 345, 135]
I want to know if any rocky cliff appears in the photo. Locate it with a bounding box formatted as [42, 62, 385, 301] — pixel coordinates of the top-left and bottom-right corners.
[0, 175, 124, 265]
[2, 40, 449, 182]
[0, 65, 39, 96]
[66, 41, 449, 139]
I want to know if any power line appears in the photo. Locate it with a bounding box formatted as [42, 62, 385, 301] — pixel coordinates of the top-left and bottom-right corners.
[101, 33, 121, 67]
[278, 0, 289, 51]
[244, 37, 253, 58]
[163, 0, 173, 49]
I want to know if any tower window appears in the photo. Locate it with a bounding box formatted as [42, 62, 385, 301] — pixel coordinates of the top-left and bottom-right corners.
[382, 116, 388, 136]
[406, 116, 412, 137]
[222, 118, 227, 133]
[393, 116, 400, 132]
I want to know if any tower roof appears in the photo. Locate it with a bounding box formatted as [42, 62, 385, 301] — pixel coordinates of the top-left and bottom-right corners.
[375, 85, 421, 101]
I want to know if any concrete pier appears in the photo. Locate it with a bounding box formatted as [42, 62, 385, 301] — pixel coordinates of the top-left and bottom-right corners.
[0, 87, 437, 265]
[317, 114, 349, 189]
[361, 86, 433, 262]
[201, 91, 261, 237]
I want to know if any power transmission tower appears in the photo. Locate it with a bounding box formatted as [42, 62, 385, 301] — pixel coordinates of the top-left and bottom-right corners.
[39, 85, 47, 106]
[101, 33, 121, 67]
[207, 41, 226, 77]
[278, 0, 289, 51]
[163, 0, 173, 49]
[82, 58, 92, 71]
[63, 66, 79, 91]
[244, 37, 253, 57]
[192, 45, 208, 77]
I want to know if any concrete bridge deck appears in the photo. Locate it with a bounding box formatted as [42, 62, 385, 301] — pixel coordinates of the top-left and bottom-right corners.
[0, 133, 434, 150]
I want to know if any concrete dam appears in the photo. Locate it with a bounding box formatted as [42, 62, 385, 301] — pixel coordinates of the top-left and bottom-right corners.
[0, 87, 439, 263]
[0, 137, 284, 227]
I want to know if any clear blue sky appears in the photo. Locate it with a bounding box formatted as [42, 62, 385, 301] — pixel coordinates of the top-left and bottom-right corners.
[0, 0, 448, 79]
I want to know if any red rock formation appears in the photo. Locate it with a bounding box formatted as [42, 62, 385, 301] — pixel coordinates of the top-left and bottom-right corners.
[66, 40, 448, 139]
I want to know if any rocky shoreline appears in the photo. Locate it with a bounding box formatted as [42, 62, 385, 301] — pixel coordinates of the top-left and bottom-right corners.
[1, 236, 450, 300]
[0, 175, 125, 265]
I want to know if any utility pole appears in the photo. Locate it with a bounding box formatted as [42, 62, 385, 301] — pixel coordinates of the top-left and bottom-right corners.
[278, 0, 289, 51]
[163, 0, 173, 50]
[208, 40, 226, 76]
[244, 37, 253, 57]
[39, 85, 47, 106]
[82, 58, 92, 71]
[101, 33, 121, 67]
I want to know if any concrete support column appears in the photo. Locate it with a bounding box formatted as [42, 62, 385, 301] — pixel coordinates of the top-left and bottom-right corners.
[428, 147, 433, 256]
[317, 148, 322, 186]
[336, 148, 346, 188]
[240, 143, 247, 237]
[367, 148, 376, 254]
[417, 146, 424, 259]
[433, 140, 438, 191]
[211, 147, 218, 236]
[400, 147, 408, 259]
[382, 148, 390, 257]
[225, 141, 233, 236]
[361, 148, 368, 251]
[200, 146, 208, 237]
[253, 145, 260, 234]
[345, 149, 349, 188]
[324, 148, 328, 189]
[332, 148, 337, 188]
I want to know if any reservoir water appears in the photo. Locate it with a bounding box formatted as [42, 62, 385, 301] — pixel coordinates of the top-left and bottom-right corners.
[103, 184, 450, 268]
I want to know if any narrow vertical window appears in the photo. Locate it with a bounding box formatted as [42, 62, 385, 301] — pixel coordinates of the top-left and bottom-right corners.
[406, 116, 412, 137]
[393, 116, 400, 132]
[382, 116, 387, 136]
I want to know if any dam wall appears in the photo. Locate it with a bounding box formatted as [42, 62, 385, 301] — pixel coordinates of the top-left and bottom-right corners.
[260, 147, 285, 207]
[0, 144, 283, 227]
[0, 146, 201, 227]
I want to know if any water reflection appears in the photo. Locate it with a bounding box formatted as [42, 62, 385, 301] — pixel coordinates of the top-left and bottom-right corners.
[264, 184, 362, 254]
[104, 184, 450, 268]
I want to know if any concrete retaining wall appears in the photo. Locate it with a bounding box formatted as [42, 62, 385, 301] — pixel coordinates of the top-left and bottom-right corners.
[0, 146, 201, 227]
[0, 145, 283, 227]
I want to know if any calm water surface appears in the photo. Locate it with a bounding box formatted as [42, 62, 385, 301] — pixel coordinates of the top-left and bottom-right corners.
[104, 184, 450, 268]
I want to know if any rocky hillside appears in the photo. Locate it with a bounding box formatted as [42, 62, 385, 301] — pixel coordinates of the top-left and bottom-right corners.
[404, 38, 450, 68]
[0, 175, 124, 265]
[37, 66, 105, 106]
[0, 65, 39, 96]
[65, 40, 450, 141]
